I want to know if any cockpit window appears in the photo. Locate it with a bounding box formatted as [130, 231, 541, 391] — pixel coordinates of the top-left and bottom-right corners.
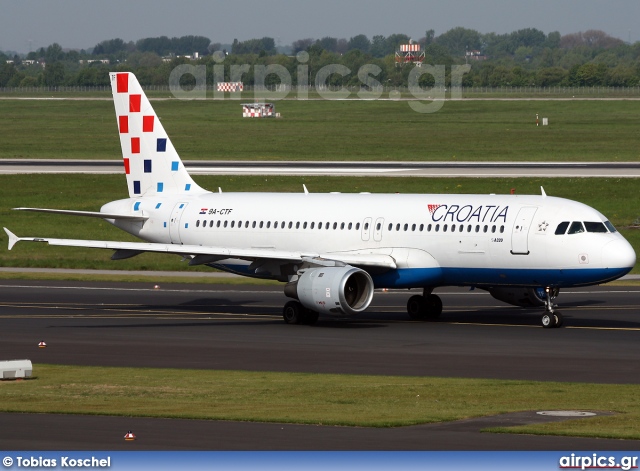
[584, 221, 608, 233]
[567, 221, 585, 234]
[555, 221, 569, 235]
[604, 221, 617, 233]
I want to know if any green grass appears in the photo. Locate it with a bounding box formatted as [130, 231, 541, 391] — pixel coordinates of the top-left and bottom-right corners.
[1, 99, 639, 161]
[1, 174, 639, 272]
[1, 364, 638, 439]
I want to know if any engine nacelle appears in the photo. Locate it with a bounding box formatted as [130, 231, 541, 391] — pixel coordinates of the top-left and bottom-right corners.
[487, 287, 552, 307]
[284, 266, 374, 317]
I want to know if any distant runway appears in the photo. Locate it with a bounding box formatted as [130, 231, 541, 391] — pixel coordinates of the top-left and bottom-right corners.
[1, 279, 640, 450]
[2, 159, 640, 177]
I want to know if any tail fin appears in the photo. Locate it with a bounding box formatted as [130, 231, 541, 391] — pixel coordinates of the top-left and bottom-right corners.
[109, 72, 205, 198]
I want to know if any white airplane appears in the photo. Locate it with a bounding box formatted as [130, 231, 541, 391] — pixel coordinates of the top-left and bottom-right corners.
[4, 72, 636, 328]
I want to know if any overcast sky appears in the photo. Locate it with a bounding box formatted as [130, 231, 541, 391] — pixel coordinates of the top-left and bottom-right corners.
[2, 0, 640, 54]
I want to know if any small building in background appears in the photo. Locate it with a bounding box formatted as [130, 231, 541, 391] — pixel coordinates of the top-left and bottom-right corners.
[466, 50, 487, 61]
[242, 103, 276, 118]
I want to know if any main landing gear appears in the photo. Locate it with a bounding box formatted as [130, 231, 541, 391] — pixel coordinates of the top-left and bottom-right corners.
[541, 287, 563, 328]
[407, 289, 443, 321]
[282, 301, 319, 325]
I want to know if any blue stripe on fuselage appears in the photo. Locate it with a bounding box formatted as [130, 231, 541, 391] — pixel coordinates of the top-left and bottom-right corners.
[211, 263, 632, 289]
[370, 266, 632, 289]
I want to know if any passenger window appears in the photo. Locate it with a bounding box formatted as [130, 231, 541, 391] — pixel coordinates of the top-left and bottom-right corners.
[375, 223, 380, 230]
[396, 224, 401, 231]
[500, 226, 504, 233]
[451, 224, 456, 232]
[364, 223, 368, 230]
[196, 220, 200, 227]
[348, 223, 352, 230]
[584, 221, 608, 233]
[467, 225, 472, 232]
[443, 224, 448, 232]
[475, 225, 480, 233]
[217, 220, 222, 228]
[259, 221, 263, 229]
[404, 224, 408, 231]
[356, 223, 360, 230]
[296, 222, 300, 229]
[411, 224, 416, 231]
[252, 221, 256, 228]
[310, 222, 315, 229]
[555, 221, 569, 235]
[210, 221, 214, 228]
[567, 222, 585, 234]
[420, 224, 424, 231]
[427, 224, 432, 232]
[224, 221, 228, 228]
[435, 224, 440, 232]
[231, 221, 235, 228]
[483, 225, 488, 233]
[388, 223, 393, 231]
[288, 222, 293, 229]
[303, 222, 308, 229]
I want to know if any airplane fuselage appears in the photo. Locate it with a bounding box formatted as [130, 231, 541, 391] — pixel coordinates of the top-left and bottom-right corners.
[103, 191, 634, 290]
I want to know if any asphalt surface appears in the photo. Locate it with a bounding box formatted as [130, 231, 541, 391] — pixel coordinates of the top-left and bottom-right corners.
[3, 159, 640, 177]
[1, 280, 639, 450]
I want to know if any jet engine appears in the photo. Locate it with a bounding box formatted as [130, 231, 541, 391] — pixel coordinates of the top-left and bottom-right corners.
[487, 287, 551, 307]
[284, 266, 374, 317]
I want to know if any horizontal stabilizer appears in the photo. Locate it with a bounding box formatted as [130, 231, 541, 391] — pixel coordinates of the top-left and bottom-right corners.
[13, 208, 148, 221]
[3, 227, 19, 251]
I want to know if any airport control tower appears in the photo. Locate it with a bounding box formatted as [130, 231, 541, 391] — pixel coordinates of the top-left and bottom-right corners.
[395, 39, 425, 67]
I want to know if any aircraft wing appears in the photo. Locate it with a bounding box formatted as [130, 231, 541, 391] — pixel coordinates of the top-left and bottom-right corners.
[3, 228, 397, 269]
[13, 208, 148, 221]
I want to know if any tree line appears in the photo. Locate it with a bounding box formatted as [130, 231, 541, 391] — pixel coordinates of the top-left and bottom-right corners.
[1, 28, 640, 89]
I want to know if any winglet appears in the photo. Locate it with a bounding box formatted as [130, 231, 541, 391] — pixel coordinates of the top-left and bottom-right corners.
[541, 186, 547, 197]
[4, 227, 19, 251]
[303, 184, 309, 195]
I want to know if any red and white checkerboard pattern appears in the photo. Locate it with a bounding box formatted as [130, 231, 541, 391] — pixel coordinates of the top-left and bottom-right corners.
[242, 104, 274, 118]
[217, 82, 244, 92]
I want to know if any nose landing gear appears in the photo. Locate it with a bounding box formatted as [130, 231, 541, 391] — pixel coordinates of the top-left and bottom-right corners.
[541, 287, 563, 328]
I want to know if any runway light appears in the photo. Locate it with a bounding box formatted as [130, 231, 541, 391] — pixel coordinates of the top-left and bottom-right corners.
[38, 341, 47, 348]
[154, 285, 160, 289]
[124, 431, 136, 441]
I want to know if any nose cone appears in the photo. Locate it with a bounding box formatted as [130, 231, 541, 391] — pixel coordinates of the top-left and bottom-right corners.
[602, 238, 636, 274]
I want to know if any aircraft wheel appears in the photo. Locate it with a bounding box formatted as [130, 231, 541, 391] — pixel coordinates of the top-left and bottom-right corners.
[283, 301, 304, 324]
[553, 311, 564, 328]
[407, 295, 426, 319]
[541, 312, 557, 328]
[424, 294, 443, 320]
